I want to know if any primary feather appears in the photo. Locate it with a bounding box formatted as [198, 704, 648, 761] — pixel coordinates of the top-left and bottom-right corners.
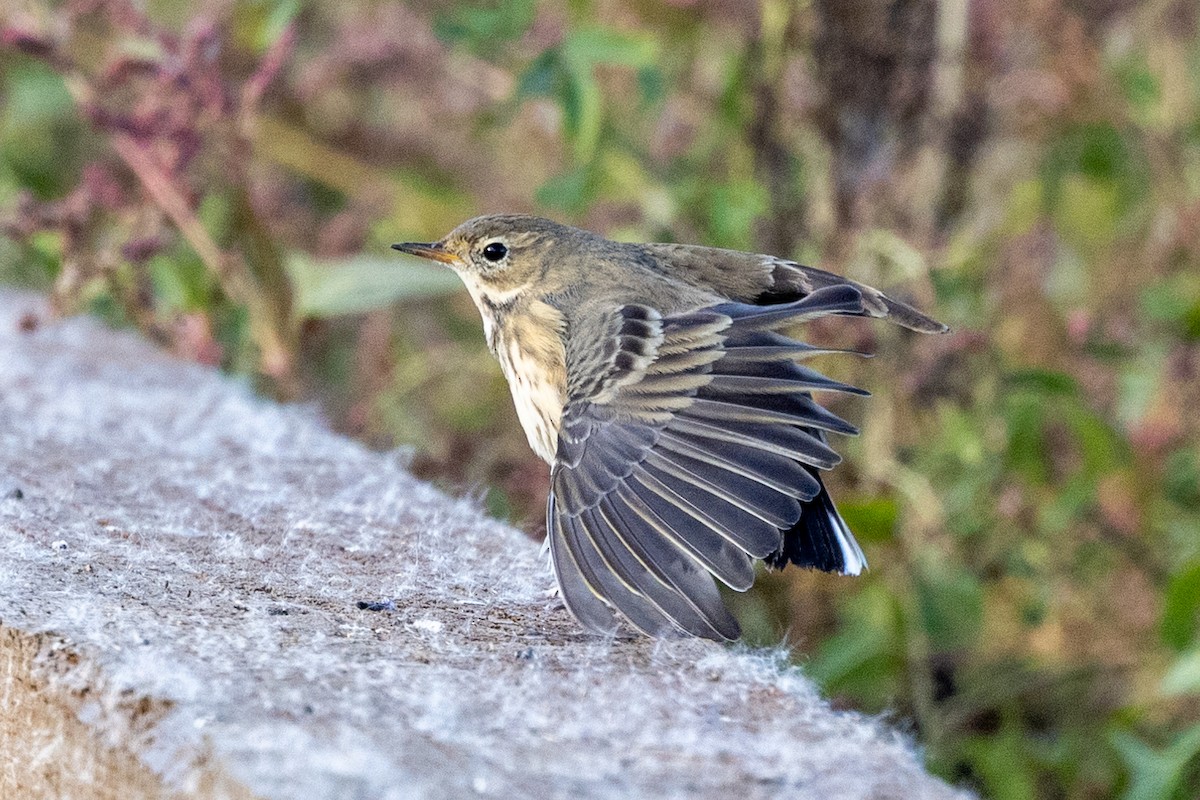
[550, 286, 874, 639]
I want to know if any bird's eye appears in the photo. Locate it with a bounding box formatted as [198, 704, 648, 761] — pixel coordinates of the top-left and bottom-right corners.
[481, 241, 508, 262]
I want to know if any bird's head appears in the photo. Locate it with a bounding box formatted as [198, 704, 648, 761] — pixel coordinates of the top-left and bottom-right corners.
[393, 214, 580, 307]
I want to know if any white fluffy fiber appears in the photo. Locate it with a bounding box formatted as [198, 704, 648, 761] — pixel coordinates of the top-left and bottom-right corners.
[0, 289, 970, 800]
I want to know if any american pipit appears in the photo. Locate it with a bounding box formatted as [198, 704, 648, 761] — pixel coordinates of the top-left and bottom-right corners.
[394, 215, 946, 640]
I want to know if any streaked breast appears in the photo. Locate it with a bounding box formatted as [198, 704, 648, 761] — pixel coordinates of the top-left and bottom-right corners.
[493, 301, 568, 463]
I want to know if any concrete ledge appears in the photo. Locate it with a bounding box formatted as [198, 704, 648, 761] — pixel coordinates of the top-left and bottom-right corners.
[0, 289, 969, 799]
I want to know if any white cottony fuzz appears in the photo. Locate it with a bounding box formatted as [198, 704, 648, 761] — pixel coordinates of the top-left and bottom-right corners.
[411, 618, 444, 633]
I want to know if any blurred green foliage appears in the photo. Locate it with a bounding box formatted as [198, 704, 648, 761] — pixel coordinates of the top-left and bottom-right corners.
[3, 1, 1200, 798]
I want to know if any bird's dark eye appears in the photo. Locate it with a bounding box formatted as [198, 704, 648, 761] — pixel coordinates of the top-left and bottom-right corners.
[481, 241, 508, 262]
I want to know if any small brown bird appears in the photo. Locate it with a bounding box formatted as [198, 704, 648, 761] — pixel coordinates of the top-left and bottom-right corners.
[394, 215, 946, 641]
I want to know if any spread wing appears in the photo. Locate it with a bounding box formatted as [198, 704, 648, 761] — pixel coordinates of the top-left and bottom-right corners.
[546, 285, 871, 641]
[641, 242, 948, 334]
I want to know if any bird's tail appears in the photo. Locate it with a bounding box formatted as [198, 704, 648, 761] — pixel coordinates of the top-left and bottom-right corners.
[764, 429, 866, 575]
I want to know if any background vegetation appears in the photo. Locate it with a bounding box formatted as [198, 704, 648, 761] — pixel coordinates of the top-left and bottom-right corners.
[2, 1, 1199, 797]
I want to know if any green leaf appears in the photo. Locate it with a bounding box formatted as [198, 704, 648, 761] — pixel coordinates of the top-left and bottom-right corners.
[561, 27, 659, 71]
[515, 48, 563, 99]
[1118, 61, 1161, 111]
[231, 0, 303, 53]
[807, 584, 902, 698]
[1005, 392, 1052, 483]
[536, 164, 596, 213]
[0, 60, 83, 198]
[1113, 725, 1200, 800]
[916, 561, 985, 650]
[1163, 450, 1200, 510]
[1162, 649, 1200, 696]
[836, 496, 898, 544]
[1077, 124, 1128, 181]
[289, 254, 463, 318]
[433, 0, 535, 56]
[1140, 275, 1200, 340]
[1117, 347, 1167, 426]
[1162, 560, 1200, 651]
[1063, 402, 1125, 476]
[1002, 367, 1124, 486]
[149, 250, 212, 312]
[561, 64, 603, 162]
[1055, 173, 1119, 249]
[963, 724, 1040, 800]
[556, 27, 660, 161]
[1038, 472, 1098, 533]
[1042, 122, 1146, 239]
[637, 66, 666, 106]
[1006, 369, 1080, 396]
[261, 0, 302, 47]
[705, 180, 768, 251]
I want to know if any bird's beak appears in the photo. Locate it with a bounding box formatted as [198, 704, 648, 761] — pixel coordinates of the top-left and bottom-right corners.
[391, 241, 458, 265]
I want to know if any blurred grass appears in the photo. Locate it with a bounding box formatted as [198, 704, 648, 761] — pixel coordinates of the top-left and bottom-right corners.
[3, 1, 1200, 797]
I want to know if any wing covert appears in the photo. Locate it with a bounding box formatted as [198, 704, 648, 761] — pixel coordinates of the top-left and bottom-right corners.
[639, 242, 948, 334]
